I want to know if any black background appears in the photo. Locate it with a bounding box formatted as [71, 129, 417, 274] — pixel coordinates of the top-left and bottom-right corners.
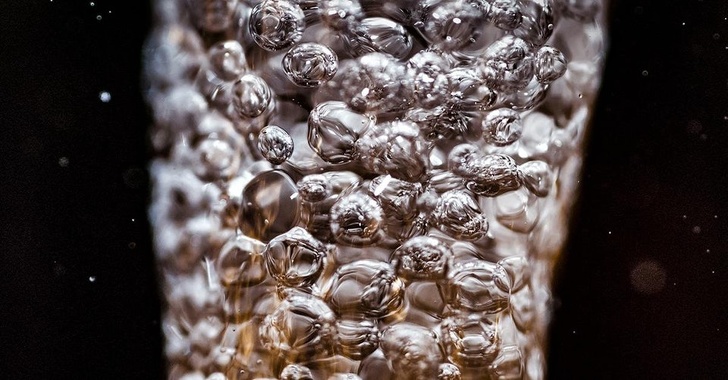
[1, 0, 727, 379]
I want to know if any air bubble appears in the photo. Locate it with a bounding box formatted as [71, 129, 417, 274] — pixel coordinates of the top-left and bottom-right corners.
[489, 0, 523, 30]
[487, 345, 524, 379]
[330, 192, 385, 246]
[340, 53, 409, 113]
[482, 35, 535, 92]
[233, 74, 273, 118]
[259, 292, 337, 362]
[319, 0, 364, 31]
[463, 154, 523, 197]
[391, 236, 453, 282]
[308, 101, 375, 164]
[440, 312, 500, 368]
[379, 323, 442, 380]
[441, 260, 510, 313]
[433, 189, 489, 241]
[208, 40, 246, 81]
[368, 175, 423, 240]
[493, 256, 531, 293]
[482, 109, 523, 147]
[217, 234, 268, 287]
[335, 318, 380, 360]
[280, 364, 314, 380]
[249, 0, 306, 51]
[519, 160, 553, 197]
[258, 125, 294, 165]
[355, 121, 429, 181]
[347, 17, 413, 59]
[262, 227, 327, 288]
[297, 174, 332, 202]
[324, 259, 405, 318]
[438, 363, 462, 380]
[535, 46, 567, 83]
[283, 43, 338, 87]
[424, 1, 488, 51]
[239, 170, 300, 242]
[513, 0, 555, 46]
[192, 0, 236, 33]
[446, 67, 496, 112]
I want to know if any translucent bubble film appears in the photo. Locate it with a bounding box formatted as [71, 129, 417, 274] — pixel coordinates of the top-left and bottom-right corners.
[144, 0, 608, 378]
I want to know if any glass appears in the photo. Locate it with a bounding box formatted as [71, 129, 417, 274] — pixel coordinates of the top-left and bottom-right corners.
[144, 0, 608, 379]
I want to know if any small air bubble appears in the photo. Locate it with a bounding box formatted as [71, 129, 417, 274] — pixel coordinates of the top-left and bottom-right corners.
[641, 70, 648, 76]
[89, 276, 96, 282]
[58, 157, 69, 167]
[128, 242, 136, 249]
[96, 15, 102, 20]
[99, 91, 111, 102]
[90, 2, 95, 6]
[630, 259, 667, 295]
[713, 33, 721, 40]
[692, 226, 701, 234]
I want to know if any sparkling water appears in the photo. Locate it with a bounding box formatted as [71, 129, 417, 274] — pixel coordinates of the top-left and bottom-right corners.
[145, 0, 607, 379]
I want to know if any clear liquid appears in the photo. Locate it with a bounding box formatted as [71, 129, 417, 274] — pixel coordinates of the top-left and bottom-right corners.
[146, 0, 607, 379]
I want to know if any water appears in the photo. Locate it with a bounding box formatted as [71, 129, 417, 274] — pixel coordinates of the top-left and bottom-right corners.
[146, 0, 607, 378]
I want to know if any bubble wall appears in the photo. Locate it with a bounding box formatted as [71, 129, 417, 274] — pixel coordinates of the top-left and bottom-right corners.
[144, 0, 607, 378]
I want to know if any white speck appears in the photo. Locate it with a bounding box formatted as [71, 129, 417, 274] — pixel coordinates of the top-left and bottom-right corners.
[90, 2, 95, 6]
[89, 276, 96, 282]
[289, 193, 298, 200]
[707, 249, 711, 253]
[641, 70, 649, 76]
[58, 157, 69, 167]
[608, 231, 612, 235]
[682, 22, 686, 26]
[99, 91, 111, 102]
[712, 270, 715, 274]
[131, 218, 135, 222]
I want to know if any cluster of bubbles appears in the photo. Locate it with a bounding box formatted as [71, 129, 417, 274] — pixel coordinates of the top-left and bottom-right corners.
[146, 0, 607, 379]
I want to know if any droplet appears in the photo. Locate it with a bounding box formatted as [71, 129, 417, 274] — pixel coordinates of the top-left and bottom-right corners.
[249, 0, 306, 51]
[433, 189, 489, 241]
[482, 108, 523, 146]
[239, 170, 300, 242]
[263, 227, 327, 288]
[424, 1, 488, 51]
[233, 74, 273, 118]
[208, 40, 247, 81]
[258, 125, 294, 165]
[282, 43, 338, 87]
[379, 323, 442, 379]
[440, 260, 510, 313]
[535, 45, 567, 83]
[323, 259, 405, 319]
[308, 101, 375, 164]
[347, 17, 413, 59]
[391, 236, 453, 281]
[489, 0, 523, 30]
[335, 318, 380, 360]
[440, 312, 500, 368]
[280, 364, 314, 380]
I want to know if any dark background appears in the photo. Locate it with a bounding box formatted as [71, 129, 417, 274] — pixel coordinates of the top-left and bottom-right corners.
[1, 0, 726, 378]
